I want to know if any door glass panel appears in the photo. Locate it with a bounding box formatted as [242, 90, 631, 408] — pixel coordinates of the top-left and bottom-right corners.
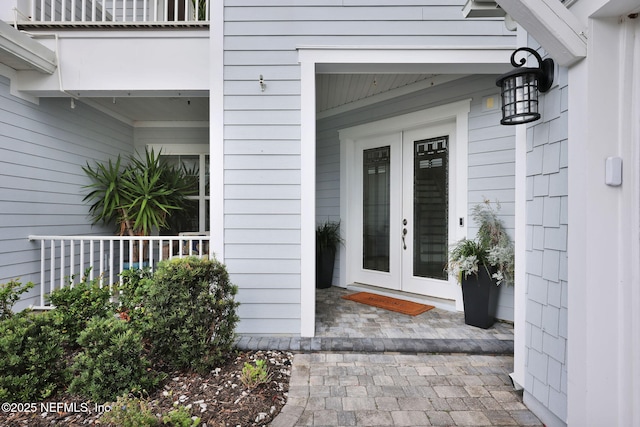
[363, 146, 391, 272]
[205, 155, 210, 196]
[413, 136, 448, 280]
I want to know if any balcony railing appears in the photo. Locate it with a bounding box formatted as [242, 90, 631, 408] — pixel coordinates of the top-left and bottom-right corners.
[16, 0, 209, 26]
[28, 234, 211, 309]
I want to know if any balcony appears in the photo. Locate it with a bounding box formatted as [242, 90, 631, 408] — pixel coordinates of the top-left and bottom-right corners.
[12, 0, 209, 28]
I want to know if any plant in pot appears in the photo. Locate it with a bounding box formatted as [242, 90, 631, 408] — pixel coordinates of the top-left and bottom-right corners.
[82, 148, 196, 266]
[447, 199, 514, 328]
[316, 220, 343, 289]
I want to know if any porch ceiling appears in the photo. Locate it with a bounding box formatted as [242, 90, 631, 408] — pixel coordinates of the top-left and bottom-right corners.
[82, 95, 209, 123]
[316, 73, 437, 114]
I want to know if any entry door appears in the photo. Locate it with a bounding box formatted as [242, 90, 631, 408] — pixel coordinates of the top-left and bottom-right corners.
[355, 133, 402, 290]
[401, 124, 458, 300]
[354, 123, 457, 301]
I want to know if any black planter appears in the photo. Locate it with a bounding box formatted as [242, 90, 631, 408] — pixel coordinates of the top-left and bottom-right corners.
[316, 248, 336, 289]
[461, 266, 499, 329]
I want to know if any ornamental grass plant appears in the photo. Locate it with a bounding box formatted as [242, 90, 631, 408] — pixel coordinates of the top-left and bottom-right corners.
[448, 199, 515, 286]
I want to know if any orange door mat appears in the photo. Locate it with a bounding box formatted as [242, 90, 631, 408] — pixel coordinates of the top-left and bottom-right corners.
[341, 292, 435, 316]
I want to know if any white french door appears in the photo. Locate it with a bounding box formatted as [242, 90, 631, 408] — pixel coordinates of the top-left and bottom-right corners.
[400, 124, 458, 300]
[354, 133, 402, 290]
[351, 122, 459, 301]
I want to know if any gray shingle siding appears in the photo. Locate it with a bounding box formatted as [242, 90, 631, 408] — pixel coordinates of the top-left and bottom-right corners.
[524, 49, 569, 425]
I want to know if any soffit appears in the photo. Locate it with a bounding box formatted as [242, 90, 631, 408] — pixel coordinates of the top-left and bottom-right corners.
[84, 96, 209, 123]
[316, 73, 437, 114]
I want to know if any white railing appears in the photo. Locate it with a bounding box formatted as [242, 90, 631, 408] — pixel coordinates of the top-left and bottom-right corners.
[28, 234, 211, 309]
[19, 0, 209, 25]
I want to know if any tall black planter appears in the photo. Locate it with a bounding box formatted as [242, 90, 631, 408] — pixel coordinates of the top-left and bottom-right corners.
[316, 248, 336, 289]
[461, 266, 499, 329]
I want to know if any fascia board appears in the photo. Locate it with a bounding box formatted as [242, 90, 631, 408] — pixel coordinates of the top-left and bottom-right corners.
[495, 0, 587, 67]
[0, 21, 57, 74]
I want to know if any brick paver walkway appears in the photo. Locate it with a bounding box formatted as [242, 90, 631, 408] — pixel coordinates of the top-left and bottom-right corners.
[271, 353, 542, 427]
[235, 286, 542, 426]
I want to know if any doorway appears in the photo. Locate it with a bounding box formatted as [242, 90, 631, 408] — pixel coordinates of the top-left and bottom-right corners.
[339, 101, 470, 308]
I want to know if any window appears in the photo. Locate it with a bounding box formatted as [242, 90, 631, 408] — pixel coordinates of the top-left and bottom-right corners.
[160, 153, 210, 234]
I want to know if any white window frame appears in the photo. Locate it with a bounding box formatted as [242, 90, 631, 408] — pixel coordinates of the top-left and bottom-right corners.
[148, 144, 209, 233]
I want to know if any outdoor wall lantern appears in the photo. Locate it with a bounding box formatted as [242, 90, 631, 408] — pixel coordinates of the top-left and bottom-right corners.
[496, 47, 555, 125]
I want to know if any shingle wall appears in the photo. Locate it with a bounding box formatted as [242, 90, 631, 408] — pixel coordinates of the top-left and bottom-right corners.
[524, 47, 569, 426]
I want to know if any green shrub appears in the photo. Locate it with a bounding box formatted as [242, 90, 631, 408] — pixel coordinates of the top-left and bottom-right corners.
[100, 394, 159, 427]
[0, 279, 34, 320]
[144, 257, 239, 372]
[68, 316, 163, 402]
[47, 277, 115, 345]
[240, 359, 272, 389]
[0, 312, 67, 401]
[162, 405, 200, 427]
[117, 268, 155, 324]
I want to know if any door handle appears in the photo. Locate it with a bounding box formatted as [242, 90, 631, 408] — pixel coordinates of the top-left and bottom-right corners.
[402, 226, 407, 250]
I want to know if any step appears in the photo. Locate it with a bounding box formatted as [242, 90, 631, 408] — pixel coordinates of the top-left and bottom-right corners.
[234, 336, 513, 354]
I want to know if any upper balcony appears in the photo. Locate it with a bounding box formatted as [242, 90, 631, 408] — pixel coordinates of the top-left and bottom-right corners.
[7, 0, 209, 28]
[0, 0, 210, 97]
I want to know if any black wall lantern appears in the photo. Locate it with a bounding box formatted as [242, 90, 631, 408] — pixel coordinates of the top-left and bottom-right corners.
[496, 47, 555, 125]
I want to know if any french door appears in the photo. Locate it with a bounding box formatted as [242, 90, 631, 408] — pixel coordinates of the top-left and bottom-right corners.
[353, 122, 459, 301]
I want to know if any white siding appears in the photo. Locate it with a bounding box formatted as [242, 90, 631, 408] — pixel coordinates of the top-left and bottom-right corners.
[223, 1, 515, 334]
[0, 76, 133, 309]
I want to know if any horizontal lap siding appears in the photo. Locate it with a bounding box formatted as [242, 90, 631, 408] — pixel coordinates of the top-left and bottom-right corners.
[0, 77, 133, 308]
[224, 1, 513, 335]
[468, 92, 516, 321]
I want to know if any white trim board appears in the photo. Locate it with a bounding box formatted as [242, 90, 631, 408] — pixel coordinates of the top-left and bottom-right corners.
[495, 0, 587, 67]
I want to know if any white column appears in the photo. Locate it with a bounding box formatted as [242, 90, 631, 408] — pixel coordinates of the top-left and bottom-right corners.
[299, 53, 316, 338]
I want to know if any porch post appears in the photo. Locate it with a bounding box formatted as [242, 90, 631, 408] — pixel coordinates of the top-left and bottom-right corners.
[210, 0, 224, 260]
[299, 52, 316, 337]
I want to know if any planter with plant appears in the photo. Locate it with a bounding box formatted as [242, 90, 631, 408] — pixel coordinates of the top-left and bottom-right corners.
[316, 220, 343, 289]
[447, 199, 514, 328]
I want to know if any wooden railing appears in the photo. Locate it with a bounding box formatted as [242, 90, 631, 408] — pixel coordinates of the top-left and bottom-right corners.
[17, 0, 209, 25]
[28, 234, 210, 309]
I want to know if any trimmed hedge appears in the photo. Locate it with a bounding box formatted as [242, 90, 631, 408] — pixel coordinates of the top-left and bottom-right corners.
[143, 257, 239, 372]
[0, 312, 67, 401]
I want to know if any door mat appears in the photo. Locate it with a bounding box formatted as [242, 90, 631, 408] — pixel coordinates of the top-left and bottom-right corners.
[341, 292, 435, 316]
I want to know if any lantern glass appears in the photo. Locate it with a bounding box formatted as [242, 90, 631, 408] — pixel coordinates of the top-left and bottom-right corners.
[499, 72, 540, 125]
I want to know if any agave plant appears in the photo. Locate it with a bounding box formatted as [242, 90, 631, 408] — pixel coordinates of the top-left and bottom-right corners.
[193, 0, 208, 21]
[83, 149, 196, 236]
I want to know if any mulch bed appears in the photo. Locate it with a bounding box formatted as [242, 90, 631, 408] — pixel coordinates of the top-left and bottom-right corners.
[0, 350, 293, 426]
